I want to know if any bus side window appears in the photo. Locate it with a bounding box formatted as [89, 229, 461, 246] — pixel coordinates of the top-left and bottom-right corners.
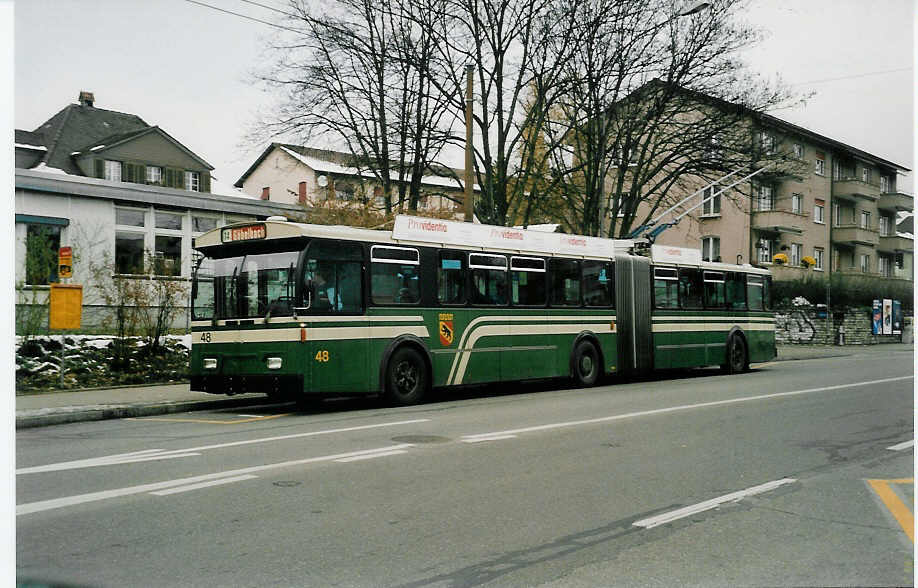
[438, 251, 466, 305]
[747, 275, 764, 310]
[510, 256, 546, 306]
[725, 272, 747, 310]
[469, 254, 508, 306]
[551, 259, 581, 307]
[583, 260, 613, 308]
[703, 271, 726, 308]
[653, 267, 679, 309]
[678, 267, 703, 309]
[371, 246, 420, 305]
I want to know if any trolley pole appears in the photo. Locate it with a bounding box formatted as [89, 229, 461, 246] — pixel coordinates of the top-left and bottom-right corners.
[464, 64, 474, 223]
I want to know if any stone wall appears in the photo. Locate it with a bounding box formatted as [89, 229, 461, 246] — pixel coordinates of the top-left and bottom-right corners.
[775, 306, 911, 345]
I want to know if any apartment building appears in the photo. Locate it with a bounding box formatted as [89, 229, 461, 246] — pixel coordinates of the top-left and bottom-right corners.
[650, 115, 912, 285]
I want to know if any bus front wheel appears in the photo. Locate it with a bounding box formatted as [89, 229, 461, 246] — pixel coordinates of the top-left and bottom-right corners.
[384, 346, 428, 406]
[572, 340, 600, 387]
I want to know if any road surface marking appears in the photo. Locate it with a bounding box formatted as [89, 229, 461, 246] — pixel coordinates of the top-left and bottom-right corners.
[461, 434, 518, 443]
[17, 418, 430, 475]
[130, 413, 291, 424]
[150, 475, 259, 496]
[335, 449, 409, 462]
[887, 439, 915, 451]
[17, 444, 414, 515]
[632, 478, 797, 529]
[867, 478, 914, 543]
[460, 375, 912, 442]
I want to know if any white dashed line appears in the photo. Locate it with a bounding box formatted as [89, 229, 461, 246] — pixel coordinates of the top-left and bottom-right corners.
[632, 478, 797, 529]
[151, 475, 259, 496]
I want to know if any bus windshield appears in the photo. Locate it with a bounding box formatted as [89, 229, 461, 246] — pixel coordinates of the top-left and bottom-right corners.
[192, 250, 299, 320]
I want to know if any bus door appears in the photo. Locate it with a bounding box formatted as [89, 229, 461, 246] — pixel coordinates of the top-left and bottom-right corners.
[508, 256, 554, 380]
[615, 254, 653, 375]
[302, 241, 368, 394]
[702, 271, 727, 365]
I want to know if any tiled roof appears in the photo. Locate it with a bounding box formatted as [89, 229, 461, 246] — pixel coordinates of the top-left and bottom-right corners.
[15, 129, 46, 149]
[27, 102, 149, 174]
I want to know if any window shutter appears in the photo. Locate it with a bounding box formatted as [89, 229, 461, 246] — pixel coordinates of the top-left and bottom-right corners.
[124, 163, 135, 183]
[200, 173, 211, 193]
[94, 159, 103, 178]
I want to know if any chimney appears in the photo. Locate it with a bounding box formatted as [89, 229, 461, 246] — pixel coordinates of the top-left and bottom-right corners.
[261, 187, 270, 200]
[78, 91, 95, 107]
[298, 181, 307, 204]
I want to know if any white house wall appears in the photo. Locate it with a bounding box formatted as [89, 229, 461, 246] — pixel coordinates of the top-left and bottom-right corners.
[240, 147, 315, 205]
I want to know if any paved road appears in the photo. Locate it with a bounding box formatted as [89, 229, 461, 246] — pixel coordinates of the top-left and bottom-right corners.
[17, 347, 914, 587]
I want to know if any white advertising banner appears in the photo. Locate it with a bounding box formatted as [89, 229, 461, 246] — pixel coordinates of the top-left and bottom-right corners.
[882, 298, 893, 335]
[651, 244, 704, 265]
[392, 215, 616, 258]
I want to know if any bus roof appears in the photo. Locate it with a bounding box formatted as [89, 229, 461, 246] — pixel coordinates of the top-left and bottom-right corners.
[193, 215, 771, 274]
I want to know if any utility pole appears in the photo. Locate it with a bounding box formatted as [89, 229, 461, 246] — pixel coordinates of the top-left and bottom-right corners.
[464, 64, 474, 223]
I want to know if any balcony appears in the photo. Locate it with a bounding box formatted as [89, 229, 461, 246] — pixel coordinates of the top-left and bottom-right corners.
[877, 191, 913, 213]
[833, 179, 880, 202]
[832, 224, 879, 247]
[751, 209, 805, 235]
[878, 234, 914, 253]
[768, 263, 823, 281]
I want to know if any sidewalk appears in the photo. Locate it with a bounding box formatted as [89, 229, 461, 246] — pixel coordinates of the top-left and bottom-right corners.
[15, 343, 913, 429]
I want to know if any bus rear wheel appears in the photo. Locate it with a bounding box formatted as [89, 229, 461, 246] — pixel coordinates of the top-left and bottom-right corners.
[723, 335, 748, 374]
[572, 340, 600, 387]
[384, 347, 428, 406]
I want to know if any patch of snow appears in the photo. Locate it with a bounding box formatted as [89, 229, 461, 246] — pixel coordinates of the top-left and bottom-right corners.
[792, 296, 811, 307]
[210, 177, 256, 199]
[90, 144, 106, 151]
[31, 163, 70, 175]
[16, 143, 47, 151]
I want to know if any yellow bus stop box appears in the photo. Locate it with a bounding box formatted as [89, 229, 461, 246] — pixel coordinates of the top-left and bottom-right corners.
[49, 283, 83, 330]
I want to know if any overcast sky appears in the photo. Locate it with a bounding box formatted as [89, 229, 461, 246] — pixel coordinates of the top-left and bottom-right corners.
[12, 0, 916, 190]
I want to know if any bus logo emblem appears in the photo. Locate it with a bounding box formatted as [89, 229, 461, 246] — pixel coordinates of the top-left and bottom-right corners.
[439, 320, 454, 346]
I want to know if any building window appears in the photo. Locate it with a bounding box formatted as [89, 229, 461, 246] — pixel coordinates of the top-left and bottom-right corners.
[193, 216, 218, 233]
[860, 210, 871, 229]
[115, 232, 145, 274]
[702, 236, 720, 262]
[791, 193, 802, 214]
[793, 143, 804, 159]
[702, 186, 721, 216]
[154, 236, 182, 276]
[146, 166, 162, 184]
[878, 255, 891, 277]
[879, 215, 891, 236]
[155, 211, 183, 230]
[24, 224, 62, 285]
[104, 160, 122, 182]
[859, 254, 871, 273]
[185, 171, 200, 192]
[880, 175, 890, 193]
[755, 184, 774, 211]
[814, 200, 825, 224]
[861, 167, 870, 184]
[115, 207, 145, 227]
[814, 155, 825, 176]
[790, 243, 802, 266]
[814, 247, 824, 270]
[759, 132, 775, 155]
[756, 238, 773, 264]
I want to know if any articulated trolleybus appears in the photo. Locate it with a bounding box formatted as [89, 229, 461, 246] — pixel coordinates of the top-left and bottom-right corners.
[190, 215, 776, 405]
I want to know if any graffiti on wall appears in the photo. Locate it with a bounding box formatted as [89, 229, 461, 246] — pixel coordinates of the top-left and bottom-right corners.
[776, 310, 816, 342]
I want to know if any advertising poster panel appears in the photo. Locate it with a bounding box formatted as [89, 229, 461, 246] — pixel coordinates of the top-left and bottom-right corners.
[883, 298, 893, 335]
[892, 300, 902, 335]
[872, 300, 882, 335]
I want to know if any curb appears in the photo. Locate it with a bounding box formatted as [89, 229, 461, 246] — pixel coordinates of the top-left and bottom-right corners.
[15, 396, 269, 429]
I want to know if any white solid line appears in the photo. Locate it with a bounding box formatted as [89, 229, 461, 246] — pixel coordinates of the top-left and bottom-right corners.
[150, 475, 258, 496]
[887, 439, 915, 451]
[633, 478, 797, 529]
[17, 444, 414, 516]
[334, 449, 408, 462]
[461, 434, 518, 443]
[17, 418, 430, 475]
[461, 376, 913, 441]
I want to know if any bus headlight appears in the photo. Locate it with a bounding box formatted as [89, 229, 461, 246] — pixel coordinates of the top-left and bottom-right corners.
[266, 357, 283, 370]
[203, 358, 218, 370]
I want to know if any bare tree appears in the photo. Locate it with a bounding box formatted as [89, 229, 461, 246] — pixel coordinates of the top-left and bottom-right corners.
[534, 0, 801, 237]
[255, 0, 455, 213]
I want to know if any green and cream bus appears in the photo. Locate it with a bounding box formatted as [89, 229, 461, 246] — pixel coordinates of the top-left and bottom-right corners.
[190, 215, 775, 405]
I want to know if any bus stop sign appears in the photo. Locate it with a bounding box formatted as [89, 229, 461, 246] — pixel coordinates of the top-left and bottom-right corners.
[58, 246, 73, 279]
[49, 283, 83, 330]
